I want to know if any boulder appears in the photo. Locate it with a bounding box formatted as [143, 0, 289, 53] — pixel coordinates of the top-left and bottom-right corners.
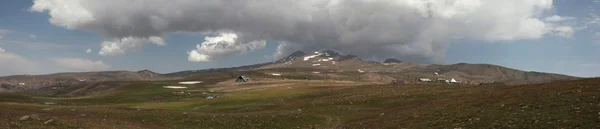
[43, 119, 54, 125]
[30, 114, 40, 120]
[19, 115, 30, 121]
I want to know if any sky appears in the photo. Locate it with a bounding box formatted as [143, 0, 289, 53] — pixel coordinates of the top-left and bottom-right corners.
[0, 0, 599, 77]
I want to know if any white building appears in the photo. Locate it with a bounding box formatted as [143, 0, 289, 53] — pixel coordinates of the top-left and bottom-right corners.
[450, 78, 460, 83]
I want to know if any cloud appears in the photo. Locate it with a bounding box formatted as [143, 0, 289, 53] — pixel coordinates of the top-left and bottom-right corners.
[580, 63, 600, 68]
[548, 26, 574, 38]
[270, 42, 304, 60]
[544, 15, 575, 22]
[32, 0, 573, 63]
[51, 57, 110, 71]
[188, 32, 266, 62]
[0, 29, 10, 39]
[0, 40, 70, 50]
[98, 36, 164, 56]
[29, 34, 37, 39]
[0, 47, 41, 76]
[594, 32, 600, 44]
[85, 48, 92, 54]
[187, 51, 209, 62]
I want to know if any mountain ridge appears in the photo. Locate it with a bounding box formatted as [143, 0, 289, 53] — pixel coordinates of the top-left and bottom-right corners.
[0, 49, 581, 93]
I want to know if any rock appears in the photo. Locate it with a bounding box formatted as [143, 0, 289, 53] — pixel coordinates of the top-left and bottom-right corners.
[80, 114, 86, 117]
[19, 115, 30, 121]
[30, 114, 40, 120]
[379, 113, 385, 116]
[43, 119, 54, 125]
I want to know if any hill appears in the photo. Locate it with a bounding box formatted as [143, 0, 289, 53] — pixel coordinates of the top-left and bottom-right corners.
[0, 70, 175, 94]
[383, 58, 403, 63]
[0, 50, 580, 93]
[0, 73, 597, 128]
[258, 50, 579, 85]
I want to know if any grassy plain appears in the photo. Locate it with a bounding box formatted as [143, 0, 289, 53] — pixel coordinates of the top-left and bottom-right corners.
[1, 72, 599, 128]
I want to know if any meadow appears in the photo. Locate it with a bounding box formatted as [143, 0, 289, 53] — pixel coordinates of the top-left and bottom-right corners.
[1, 72, 599, 129]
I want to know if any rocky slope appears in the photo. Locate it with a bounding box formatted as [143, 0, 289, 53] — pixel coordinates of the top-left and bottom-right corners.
[258, 50, 580, 85]
[0, 50, 581, 93]
[0, 70, 175, 93]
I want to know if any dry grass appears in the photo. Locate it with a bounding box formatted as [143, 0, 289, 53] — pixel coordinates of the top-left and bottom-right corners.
[1, 77, 599, 128]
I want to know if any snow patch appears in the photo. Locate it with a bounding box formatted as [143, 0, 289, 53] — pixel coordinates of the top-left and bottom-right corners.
[272, 73, 282, 76]
[163, 86, 188, 89]
[303, 53, 322, 61]
[312, 64, 321, 66]
[318, 59, 330, 62]
[178, 81, 203, 85]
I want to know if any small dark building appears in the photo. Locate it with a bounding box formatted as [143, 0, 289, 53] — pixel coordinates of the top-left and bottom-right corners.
[236, 76, 250, 82]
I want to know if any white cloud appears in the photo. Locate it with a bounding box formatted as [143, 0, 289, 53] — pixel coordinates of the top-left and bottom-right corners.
[548, 26, 575, 38]
[188, 32, 266, 62]
[270, 42, 304, 60]
[580, 63, 600, 68]
[544, 15, 575, 22]
[85, 48, 92, 54]
[0, 47, 41, 76]
[51, 57, 110, 71]
[594, 32, 600, 43]
[0, 40, 69, 49]
[0, 29, 10, 39]
[98, 36, 164, 56]
[29, 0, 95, 29]
[29, 34, 37, 39]
[187, 50, 210, 62]
[32, 0, 572, 63]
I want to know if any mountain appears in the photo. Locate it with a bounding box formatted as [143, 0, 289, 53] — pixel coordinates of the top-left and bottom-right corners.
[383, 58, 403, 63]
[137, 69, 161, 79]
[0, 70, 177, 93]
[257, 50, 580, 85]
[288, 51, 307, 59]
[0, 49, 581, 93]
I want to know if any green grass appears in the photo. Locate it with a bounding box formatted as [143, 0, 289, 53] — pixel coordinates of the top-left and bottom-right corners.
[1, 78, 599, 128]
